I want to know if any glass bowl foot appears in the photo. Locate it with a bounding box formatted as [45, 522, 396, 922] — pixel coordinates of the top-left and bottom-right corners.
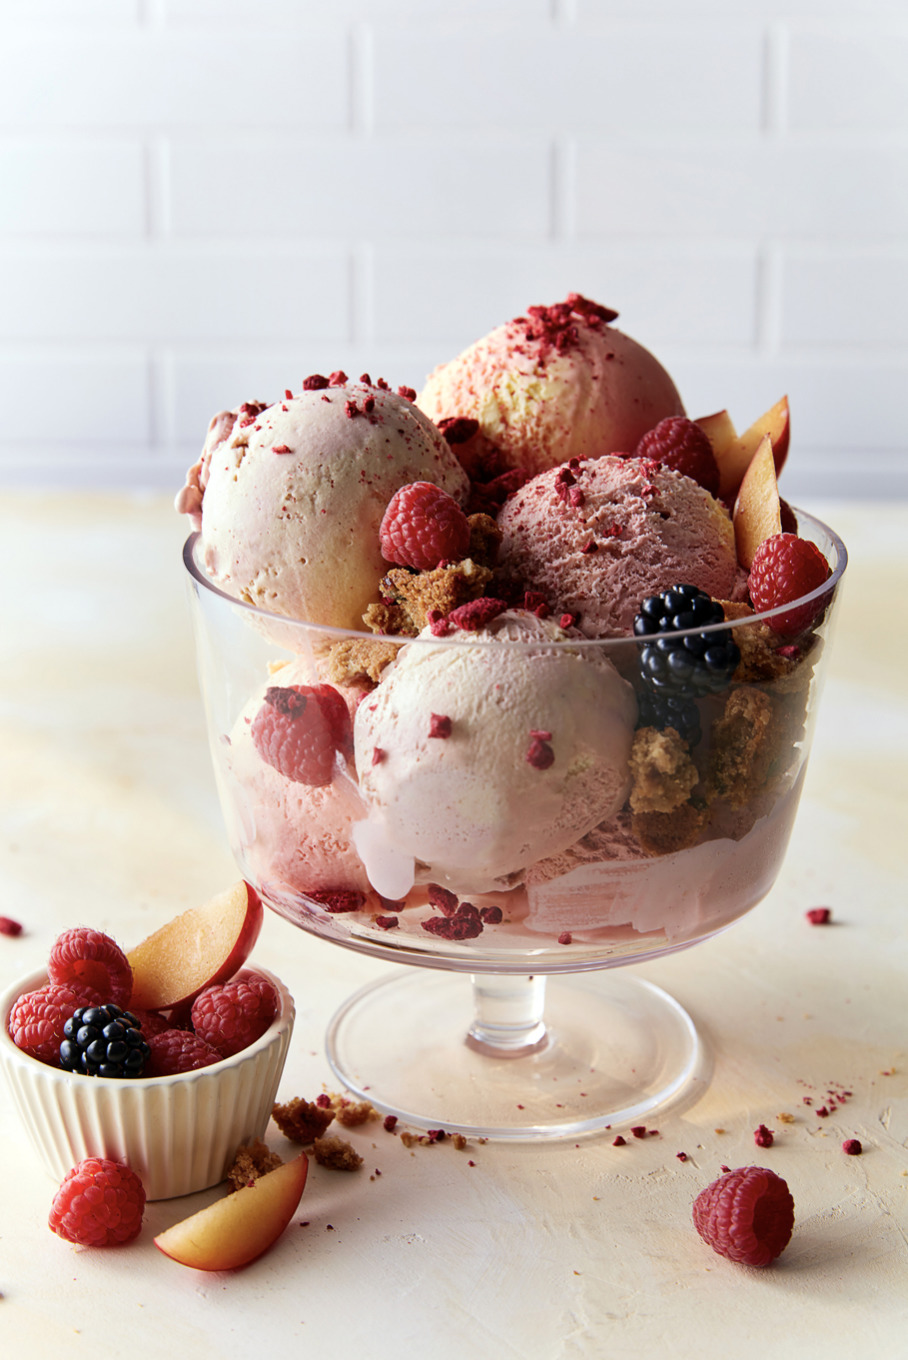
[325, 968, 708, 1142]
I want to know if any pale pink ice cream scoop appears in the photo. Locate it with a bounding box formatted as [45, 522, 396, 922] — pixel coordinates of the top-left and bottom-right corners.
[351, 610, 638, 897]
[417, 295, 684, 477]
[177, 380, 469, 630]
[497, 455, 741, 638]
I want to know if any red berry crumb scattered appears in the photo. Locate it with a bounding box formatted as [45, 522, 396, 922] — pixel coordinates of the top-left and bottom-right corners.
[252, 684, 350, 786]
[8, 982, 89, 1064]
[379, 481, 471, 570]
[306, 888, 367, 914]
[631, 1125, 648, 1139]
[754, 1123, 774, 1148]
[48, 1157, 146, 1246]
[190, 971, 278, 1059]
[428, 713, 453, 739]
[634, 416, 720, 495]
[557, 931, 572, 945]
[748, 533, 832, 637]
[427, 883, 459, 917]
[692, 1166, 794, 1267]
[144, 1028, 222, 1077]
[842, 1139, 862, 1156]
[383, 1115, 398, 1132]
[612, 1135, 626, 1146]
[806, 907, 833, 925]
[0, 915, 23, 936]
[47, 926, 132, 1008]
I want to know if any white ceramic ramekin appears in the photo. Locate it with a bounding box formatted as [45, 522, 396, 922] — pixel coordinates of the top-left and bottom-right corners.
[0, 966, 294, 1200]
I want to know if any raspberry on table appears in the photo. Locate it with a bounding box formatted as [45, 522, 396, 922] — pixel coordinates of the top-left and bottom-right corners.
[8, 982, 90, 1064]
[47, 926, 133, 1008]
[190, 971, 279, 1059]
[634, 416, 720, 495]
[748, 532, 832, 637]
[251, 684, 349, 786]
[144, 1027, 222, 1077]
[59, 1003, 150, 1079]
[692, 1166, 795, 1267]
[379, 481, 471, 571]
[48, 1157, 146, 1246]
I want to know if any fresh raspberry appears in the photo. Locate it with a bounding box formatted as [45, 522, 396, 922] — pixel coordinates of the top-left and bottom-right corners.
[8, 982, 90, 1064]
[692, 1166, 795, 1267]
[379, 481, 471, 570]
[144, 1027, 222, 1077]
[251, 684, 348, 785]
[48, 1157, 145, 1246]
[634, 417, 720, 495]
[47, 926, 133, 1008]
[190, 971, 279, 1059]
[748, 533, 832, 637]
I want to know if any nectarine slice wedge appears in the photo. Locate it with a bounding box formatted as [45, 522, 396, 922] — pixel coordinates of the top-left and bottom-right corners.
[716, 396, 790, 500]
[154, 1153, 308, 1271]
[733, 434, 783, 568]
[128, 881, 263, 1011]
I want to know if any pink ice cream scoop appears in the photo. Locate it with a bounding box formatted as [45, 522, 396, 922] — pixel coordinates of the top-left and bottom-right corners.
[176, 378, 469, 631]
[351, 609, 638, 898]
[496, 455, 742, 639]
[417, 295, 684, 478]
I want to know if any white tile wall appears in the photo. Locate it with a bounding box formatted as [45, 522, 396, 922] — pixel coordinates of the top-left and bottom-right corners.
[0, 0, 905, 496]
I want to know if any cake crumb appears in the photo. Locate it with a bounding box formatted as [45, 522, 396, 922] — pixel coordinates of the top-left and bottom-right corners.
[706, 686, 777, 808]
[628, 725, 699, 814]
[369, 558, 496, 636]
[226, 1139, 283, 1191]
[632, 800, 707, 855]
[272, 1096, 335, 1144]
[323, 636, 401, 687]
[313, 1136, 364, 1171]
[327, 1093, 381, 1127]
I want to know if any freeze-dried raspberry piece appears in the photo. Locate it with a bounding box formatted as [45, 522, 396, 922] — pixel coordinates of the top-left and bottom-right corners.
[748, 533, 831, 637]
[446, 597, 508, 632]
[190, 971, 278, 1059]
[692, 1166, 794, 1267]
[49, 1157, 146, 1246]
[421, 914, 483, 941]
[0, 915, 23, 935]
[8, 982, 90, 1064]
[47, 927, 132, 1008]
[379, 481, 471, 571]
[144, 1028, 221, 1077]
[251, 684, 349, 786]
[427, 883, 459, 917]
[634, 417, 720, 495]
[306, 888, 367, 914]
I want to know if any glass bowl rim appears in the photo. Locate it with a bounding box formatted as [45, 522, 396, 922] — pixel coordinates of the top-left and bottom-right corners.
[182, 506, 847, 650]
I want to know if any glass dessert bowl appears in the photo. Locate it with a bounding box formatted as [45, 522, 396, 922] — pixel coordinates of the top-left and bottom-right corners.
[183, 510, 846, 1141]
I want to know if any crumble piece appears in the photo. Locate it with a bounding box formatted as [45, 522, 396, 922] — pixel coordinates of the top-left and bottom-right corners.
[272, 1096, 335, 1144]
[226, 1139, 283, 1191]
[313, 1136, 363, 1171]
[466, 512, 503, 567]
[322, 636, 401, 687]
[327, 1093, 380, 1127]
[632, 801, 708, 855]
[628, 726, 700, 814]
[706, 686, 777, 808]
[374, 558, 495, 635]
[721, 600, 819, 692]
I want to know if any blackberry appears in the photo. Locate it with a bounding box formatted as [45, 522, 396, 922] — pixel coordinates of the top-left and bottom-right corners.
[634, 584, 740, 699]
[60, 1003, 150, 1079]
[636, 690, 702, 747]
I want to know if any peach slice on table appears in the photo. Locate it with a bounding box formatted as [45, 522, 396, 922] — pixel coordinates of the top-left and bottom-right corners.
[154, 1154, 308, 1272]
[715, 396, 790, 501]
[733, 434, 783, 569]
[128, 881, 263, 1012]
[694, 409, 738, 462]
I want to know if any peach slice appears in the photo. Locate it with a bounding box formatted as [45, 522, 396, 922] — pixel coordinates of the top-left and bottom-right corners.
[128, 881, 263, 1011]
[733, 434, 783, 569]
[154, 1153, 308, 1271]
[694, 409, 738, 462]
[716, 396, 790, 500]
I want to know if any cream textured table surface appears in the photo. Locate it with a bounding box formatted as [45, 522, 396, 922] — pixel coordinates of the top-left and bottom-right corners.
[1, 492, 905, 1360]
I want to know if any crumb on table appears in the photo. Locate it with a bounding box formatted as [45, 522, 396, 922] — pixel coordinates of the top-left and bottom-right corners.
[313, 1136, 364, 1171]
[226, 1139, 283, 1191]
[272, 1096, 336, 1145]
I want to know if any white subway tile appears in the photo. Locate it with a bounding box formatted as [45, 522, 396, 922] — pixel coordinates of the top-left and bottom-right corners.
[0, 350, 150, 444]
[167, 136, 550, 238]
[369, 246, 757, 347]
[574, 140, 908, 238]
[0, 141, 145, 235]
[371, 26, 763, 132]
[0, 246, 350, 342]
[159, 0, 548, 21]
[779, 251, 908, 347]
[577, 0, 906, 18]
[0, 31, 348, 130]
[0, 0, 140, 21]
[786, 27, 908, 131]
